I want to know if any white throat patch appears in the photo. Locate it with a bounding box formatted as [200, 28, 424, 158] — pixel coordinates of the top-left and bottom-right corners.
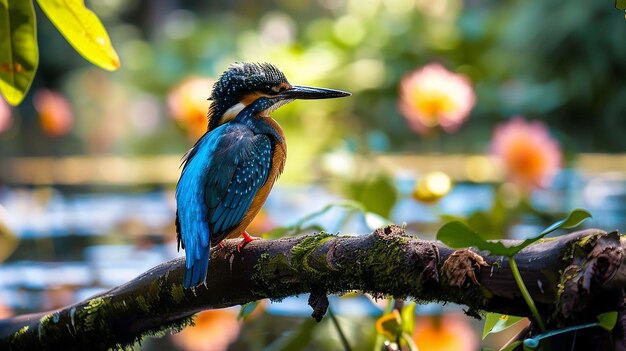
[219, 102, 245, 125]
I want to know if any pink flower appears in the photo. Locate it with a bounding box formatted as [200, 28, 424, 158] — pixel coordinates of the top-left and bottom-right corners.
[399, 63, 476, 134]
[0, 98, 11, 133]
[490, 117, 562, 190]
[33, 89, 73, 137]
[167, 77, 213, 140]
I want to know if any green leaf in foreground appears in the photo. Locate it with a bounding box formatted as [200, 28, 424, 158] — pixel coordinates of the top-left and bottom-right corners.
[0, 0, 39, 105]
[437, 209, 592, 256]
[482, 313, 525, 339]
[237, 300, 260, 320]
[400, 302, 416, 336]
[36, 0, 120, 71]
[597, 311, 618, 331]
[436, 221, 512, 255]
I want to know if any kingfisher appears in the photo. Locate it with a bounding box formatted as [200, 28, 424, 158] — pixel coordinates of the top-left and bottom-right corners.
[176, 62, 350, 288]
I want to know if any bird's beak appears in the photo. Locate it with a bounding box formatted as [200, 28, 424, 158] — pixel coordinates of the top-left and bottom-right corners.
[278, 85, 351, 100]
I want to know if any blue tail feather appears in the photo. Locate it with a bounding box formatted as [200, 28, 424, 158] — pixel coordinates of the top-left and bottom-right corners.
[184, 246, 210, 288]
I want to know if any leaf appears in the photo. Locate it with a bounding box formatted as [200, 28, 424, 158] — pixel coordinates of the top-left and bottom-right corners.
[483, 313, 525, 339]
[536, 209, 592, 236]
[437, 209, 592, 257]
[36, 0, 120, 71]
[344, 175, 397, 218]
[364, 211, 392, 230]
[501, 341, 522, 351]
[597, 311, 618, 331]
[400, 331, 419, 351]
[264, 318, 317, 351]
[437, 220, 513, 255]
[400, 302, 416, 335]
[0, 221, 19, 263]
[375, 310, 402, 340]
[0, 0, 38, 105]
[617, 0, 626, 10]
[508, 208, 592, 256]
[237, 300, 260, 320]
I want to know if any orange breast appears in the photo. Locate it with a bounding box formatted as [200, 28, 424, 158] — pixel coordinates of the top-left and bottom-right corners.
[225, 117, 286, 239]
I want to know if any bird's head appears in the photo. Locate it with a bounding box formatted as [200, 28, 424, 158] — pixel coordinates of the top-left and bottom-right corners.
[207, 62, 350, 131]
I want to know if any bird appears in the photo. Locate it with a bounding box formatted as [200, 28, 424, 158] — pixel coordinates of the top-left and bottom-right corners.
[175, 62, 350, 288]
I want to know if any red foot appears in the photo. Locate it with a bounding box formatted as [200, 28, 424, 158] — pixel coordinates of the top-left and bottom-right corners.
[237, 231, 261, 252]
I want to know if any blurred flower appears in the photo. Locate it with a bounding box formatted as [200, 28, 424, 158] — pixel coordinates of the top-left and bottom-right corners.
[0, 302, 13, 319]
[34, 89, 73, 137]
[398, 63, 476, 134]
[42, 285, 75, 310]
[490, 117, 562, 191]
[247, 209, 274, 236]
[172, 308, 241, 351]
[412, 171, 453, 203]
[167, 77, 213, 140]
[413, 314, 477, 351]
[0, 98, 12, 133]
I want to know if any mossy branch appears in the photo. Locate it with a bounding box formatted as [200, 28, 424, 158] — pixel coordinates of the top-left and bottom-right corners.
[0, 226, 624, 350]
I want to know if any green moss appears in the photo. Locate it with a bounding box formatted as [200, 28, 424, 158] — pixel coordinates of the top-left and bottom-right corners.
[252, 252, 292, 296]
[112, 300, 129, 313]
[9, 325, 29, 345]
[38, 313, 53, 341]
[562, 233, 600, 262]
[255, 233, 339, 291]
[122, 315, 195, 351]
[290, 232, 335, 273]
[170, 284, 185, 304]
[83, 297, 108, 331]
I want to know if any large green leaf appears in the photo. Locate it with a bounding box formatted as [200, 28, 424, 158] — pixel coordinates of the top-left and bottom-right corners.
[400, 302, 416, 335]
[264, 318, 317, 351]
[597, 311, 618, 331]
[36, 0, 119, 71]
[345, 175, 397, 218]
[0, 0, 38, 105]
[482, 313, 525, 339]
[437, 209, 592, 257]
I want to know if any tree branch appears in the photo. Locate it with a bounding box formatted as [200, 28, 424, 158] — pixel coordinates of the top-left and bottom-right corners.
[0, 226, 624, 350]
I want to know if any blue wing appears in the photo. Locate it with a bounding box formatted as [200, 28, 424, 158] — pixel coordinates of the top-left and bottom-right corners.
[176, 124, 273, 287]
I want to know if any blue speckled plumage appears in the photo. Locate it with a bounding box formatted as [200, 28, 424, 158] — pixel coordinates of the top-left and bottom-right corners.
[176, 97, 278, 288]
[175, 62, 349, 288]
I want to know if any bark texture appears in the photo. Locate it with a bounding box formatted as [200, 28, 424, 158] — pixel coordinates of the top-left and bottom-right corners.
[0, 226, 624, 350]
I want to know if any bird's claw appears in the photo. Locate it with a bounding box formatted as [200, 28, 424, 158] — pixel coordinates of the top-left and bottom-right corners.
[237, 231, 261, 252]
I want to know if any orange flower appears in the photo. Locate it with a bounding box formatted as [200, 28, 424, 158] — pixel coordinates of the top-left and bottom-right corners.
[172, 309, 241, 351]
[399, 63, 476, 134]
[490, 117, 562, 190]
[34, 89, 73, 137]
[0, 98, 11, 133]
[167, 77, 213, 140]
[413, 314, 477, 351]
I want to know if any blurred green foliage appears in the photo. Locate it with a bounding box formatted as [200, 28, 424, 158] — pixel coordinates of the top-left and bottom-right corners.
[1, 0, 624, 164]
[0, 0, 118, 105]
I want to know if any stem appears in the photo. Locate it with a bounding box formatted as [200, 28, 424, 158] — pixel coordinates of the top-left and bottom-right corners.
[328, 307, 352, 351]
[509, 257, 547, 332]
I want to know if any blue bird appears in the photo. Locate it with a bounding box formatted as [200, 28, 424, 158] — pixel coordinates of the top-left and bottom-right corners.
[176, 62, 350, 288]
